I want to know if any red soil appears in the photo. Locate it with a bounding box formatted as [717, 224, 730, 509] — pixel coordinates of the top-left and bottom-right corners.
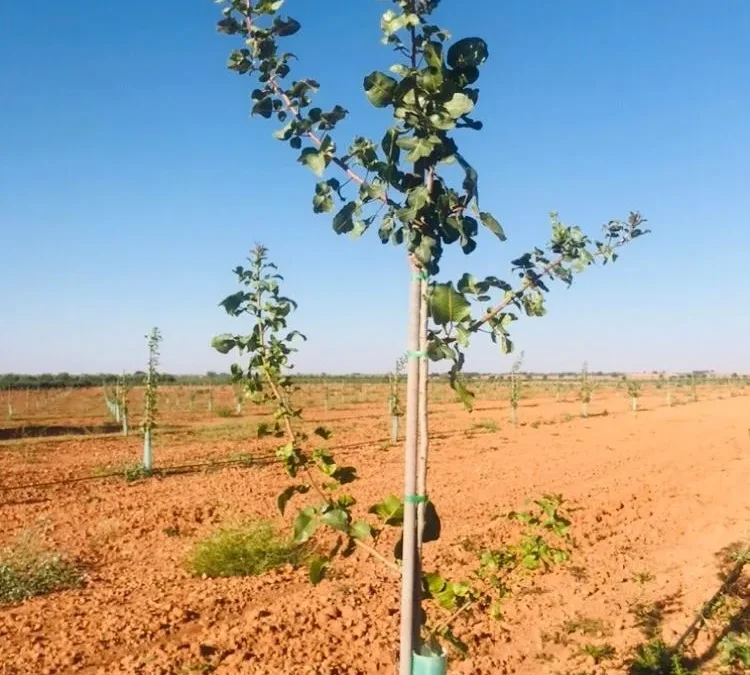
[0, 387, 748, 674]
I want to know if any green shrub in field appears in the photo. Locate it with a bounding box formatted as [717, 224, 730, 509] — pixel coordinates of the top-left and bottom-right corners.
[719, 632, 750, 670]
[0, 535, 84, 604]
[187, 521, 308, 578]
[215, 405, 235, 418]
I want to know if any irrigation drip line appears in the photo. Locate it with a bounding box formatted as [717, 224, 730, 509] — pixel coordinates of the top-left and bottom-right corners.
[0, 425, 497, 496]
[0, 456, 276, 493]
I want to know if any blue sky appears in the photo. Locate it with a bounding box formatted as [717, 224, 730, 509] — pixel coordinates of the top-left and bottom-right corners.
[1, 1, 748, 375]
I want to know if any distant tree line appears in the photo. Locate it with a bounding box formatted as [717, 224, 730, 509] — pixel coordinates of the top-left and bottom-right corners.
[0, 369, 741, 391]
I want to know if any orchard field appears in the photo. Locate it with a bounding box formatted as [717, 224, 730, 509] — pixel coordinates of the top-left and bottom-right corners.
[1, 379, 748, 674]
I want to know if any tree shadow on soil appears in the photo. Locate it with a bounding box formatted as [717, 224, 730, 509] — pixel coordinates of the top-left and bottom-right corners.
[625, 540, 749, 674]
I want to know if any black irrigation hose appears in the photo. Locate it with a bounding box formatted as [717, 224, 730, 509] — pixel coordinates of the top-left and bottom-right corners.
[0, 423, 499, 495]
[0, 456, 276, 494]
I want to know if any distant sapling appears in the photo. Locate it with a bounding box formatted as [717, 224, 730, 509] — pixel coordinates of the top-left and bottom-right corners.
[579, 362, 592, 418]
[626, 378, 641, 413]
[388, 355, 408, 441]
[142, 327, 163, 472]
[509, 352, 524, 426]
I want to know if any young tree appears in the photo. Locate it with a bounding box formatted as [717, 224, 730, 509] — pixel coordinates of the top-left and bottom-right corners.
[118, 373, 131, 436]
[509, 352, 524, 427]
[626, 378, 641, 413]
[579, 362, 592, 418]
[142, 327, 162, 472]
[212, 1, 648, 670]
[388, 355, 408, 441]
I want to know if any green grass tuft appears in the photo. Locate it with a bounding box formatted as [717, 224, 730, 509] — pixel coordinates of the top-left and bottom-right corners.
[187, 520, 308, 578]
[0, 534, 84, 605]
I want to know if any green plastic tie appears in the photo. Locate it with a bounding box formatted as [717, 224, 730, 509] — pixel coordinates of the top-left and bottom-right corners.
[405, 494, 428, 504]
[412, 271, 429, 280]
[407, 350, 427, 359]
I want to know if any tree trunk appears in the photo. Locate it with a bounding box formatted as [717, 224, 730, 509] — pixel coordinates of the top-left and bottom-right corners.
[122, 410, 128, 437]
[416, 277, 429, 551]
[399, 272, 422, 675]
[391, 415, 399, 442]
[510, 405, 517, 427]
[581, 401, 588, 418]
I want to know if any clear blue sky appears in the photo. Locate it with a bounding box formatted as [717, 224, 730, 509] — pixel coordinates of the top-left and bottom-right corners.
[1, 1, 748, 375]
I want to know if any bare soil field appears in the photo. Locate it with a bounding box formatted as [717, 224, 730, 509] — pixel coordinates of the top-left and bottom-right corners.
[1, 384, 748, 674]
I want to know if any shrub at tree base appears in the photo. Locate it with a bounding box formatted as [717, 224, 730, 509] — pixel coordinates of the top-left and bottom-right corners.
[0, 538, 84, 605]
[187, 520, 309, 579]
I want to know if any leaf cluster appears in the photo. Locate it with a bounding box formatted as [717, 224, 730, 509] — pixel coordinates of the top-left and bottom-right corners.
[214, 0, 649, 408]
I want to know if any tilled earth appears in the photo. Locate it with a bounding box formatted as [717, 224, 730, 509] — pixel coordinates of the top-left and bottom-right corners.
[0, 387, 748, 674]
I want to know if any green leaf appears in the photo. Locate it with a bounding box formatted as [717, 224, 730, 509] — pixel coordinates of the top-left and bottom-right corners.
[380, 10, 419, 37]
[443, 93, 474, 119]
[423, 41, 443, 68]
[349, 520, 373, 541]
[363, 71, 398, 107]
[272, 16, 300, 37]
[456, 153, 479, 204]
[293, 506, 318, 543]
[332, 201, 361, 235]
[424, 572, 447, 594]
[210, 334, 237, 355]
[298, 148, 327, 177]
[277, 484, 309, 515]
[479, 211, 506, 241]
[218, 291, 246, 315]
[447, 37, 489, 69]
[308, 556, 327, 585]
[396, 135, 440, 163]
[452, 372, 475, 411]
[429, 283, 472, 326]
[406, 185, 431, 211]
[313, 448, 337, 476]
[381, 128, 401, 163]
[369, 494, 404, 526]
[251, 97, 273, 118]
[321, 507, 349, 532]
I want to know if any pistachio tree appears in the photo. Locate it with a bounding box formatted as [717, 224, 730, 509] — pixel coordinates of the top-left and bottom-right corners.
[117, 373, 131, 436]
[142, 327, 162, 472]
[388, 355, 408, 441]
[509, 352, 523, 427]
[626, 378, 642, 413]
[212, 1, 648, 670]
[579, 362, 592, 418]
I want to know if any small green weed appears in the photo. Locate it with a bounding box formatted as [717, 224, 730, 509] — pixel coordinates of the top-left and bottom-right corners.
[578, 643, 615, 663]
[718, 632, 750, 669]
[215, 406, 235, 418]
[627, 639, 691, 675]
[187, 520, 308, 578]
[123, 464, 152, 482]
[632, 571, 655, 585]
[472, 419, 498, 433]
[0, 533, 84, 604]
